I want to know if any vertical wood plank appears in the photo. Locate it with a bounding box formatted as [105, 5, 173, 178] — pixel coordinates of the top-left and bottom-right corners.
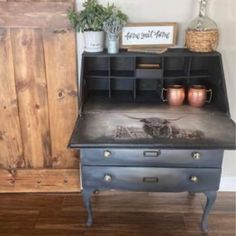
[0, 28, 24, 169]
[43, 28, 78, 168]
[11, 29, 51, 168]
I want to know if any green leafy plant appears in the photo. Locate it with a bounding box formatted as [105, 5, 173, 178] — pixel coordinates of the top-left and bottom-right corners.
[103, 4, 128, 35]
[67, 0, 106, 32]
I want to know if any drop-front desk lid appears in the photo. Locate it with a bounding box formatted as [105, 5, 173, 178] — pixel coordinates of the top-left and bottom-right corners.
[69, 97, 236, 150]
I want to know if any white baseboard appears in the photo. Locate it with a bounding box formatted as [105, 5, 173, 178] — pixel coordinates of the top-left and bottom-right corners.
[219, 177, 236, 192]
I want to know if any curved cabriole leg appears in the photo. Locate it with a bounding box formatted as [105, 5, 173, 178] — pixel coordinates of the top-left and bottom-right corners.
[82, 189, 94, 227]
[201, 191, 217, 233]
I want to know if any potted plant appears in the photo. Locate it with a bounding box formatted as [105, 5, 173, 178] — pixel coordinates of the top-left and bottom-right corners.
[103, 4, 128, 54]
[67, 0, 106, 52]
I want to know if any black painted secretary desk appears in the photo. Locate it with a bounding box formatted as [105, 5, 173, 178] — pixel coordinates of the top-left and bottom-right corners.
[69, 49, 236, 233]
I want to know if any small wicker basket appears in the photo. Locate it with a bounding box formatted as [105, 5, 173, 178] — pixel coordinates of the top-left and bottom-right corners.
[185, 29, 219, 52]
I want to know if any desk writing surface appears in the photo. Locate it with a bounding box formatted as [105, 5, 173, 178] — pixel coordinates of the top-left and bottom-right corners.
[70, 101, 235, 149]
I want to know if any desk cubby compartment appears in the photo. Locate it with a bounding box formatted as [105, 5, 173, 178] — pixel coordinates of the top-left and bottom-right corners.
[190, 56, 214, 78]
[111, 78, 134, 91]
[110, 78, 135, 100]
[164, 77, 187, 86]
[111, 57, 135, 78]
[164, 57, 189, 79]
[87, 78, 109, 91]
[84, 57, 109, 78]
[136, 57, 163, 79]
[188, 77, 212, 87]
[136, 79, 162, 102]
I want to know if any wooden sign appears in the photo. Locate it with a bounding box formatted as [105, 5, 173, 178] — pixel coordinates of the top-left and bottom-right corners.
[121, 23, 177, 48]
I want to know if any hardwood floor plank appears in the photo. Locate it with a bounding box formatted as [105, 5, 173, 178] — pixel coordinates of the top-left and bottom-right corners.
[184, 213, 236, 234]
[0, 193, 64, 209]
[85, 231, 186, 236]
[187, 233, 235, 236]
[0, 192, 234, 236]
[0, 229, 83, 236]
[199, 192, 236, 213]
[0, 215, 36, 229]
[90, 192, 203, 214]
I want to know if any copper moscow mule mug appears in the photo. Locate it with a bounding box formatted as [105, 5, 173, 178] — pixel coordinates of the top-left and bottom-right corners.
[161, 85, 186, 106]
[188, 85, 212, 108]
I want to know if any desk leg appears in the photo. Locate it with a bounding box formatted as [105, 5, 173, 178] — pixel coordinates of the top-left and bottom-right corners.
[82, 189, 94, 227]
[201, 191, 217, 233]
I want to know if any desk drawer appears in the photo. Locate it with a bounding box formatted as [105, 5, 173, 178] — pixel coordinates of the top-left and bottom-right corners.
[81, 149, 223, 168]
[82, 166, 221, 192]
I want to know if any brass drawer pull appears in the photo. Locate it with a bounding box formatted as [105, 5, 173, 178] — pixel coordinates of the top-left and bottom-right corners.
[104, 174, 112, 182]
[104, 150, 112, 158]
[143, 151, 161, 157]
[143, 177, 159, 183]
[192, 152, 201, 160]
[190, 175, 198, 183]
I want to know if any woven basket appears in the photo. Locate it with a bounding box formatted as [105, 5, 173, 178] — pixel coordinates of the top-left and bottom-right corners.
[185, 29, 219, 52]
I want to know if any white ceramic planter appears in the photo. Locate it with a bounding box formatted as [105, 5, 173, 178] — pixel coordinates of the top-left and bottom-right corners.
[84, 31, 104, 53]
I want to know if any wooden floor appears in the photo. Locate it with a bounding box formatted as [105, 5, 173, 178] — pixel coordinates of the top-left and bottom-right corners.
[0, 192, 235, 236]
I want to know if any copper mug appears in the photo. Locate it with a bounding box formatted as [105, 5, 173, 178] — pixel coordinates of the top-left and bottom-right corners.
[161, 85, 186, 106]
[188, 85, 212, 108]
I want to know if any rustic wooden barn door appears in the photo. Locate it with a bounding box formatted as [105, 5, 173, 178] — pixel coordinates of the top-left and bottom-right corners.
[0, 1, 80, 192]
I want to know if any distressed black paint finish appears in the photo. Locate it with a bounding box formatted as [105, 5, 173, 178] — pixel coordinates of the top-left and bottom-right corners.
[82, 166, 221, 192]
[70, 111, 235, 149]
[81, 149, 223, 168]
[201, 191, 217, 233]
[69, 49, 236, 233]
[82, 189, 94, 227]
